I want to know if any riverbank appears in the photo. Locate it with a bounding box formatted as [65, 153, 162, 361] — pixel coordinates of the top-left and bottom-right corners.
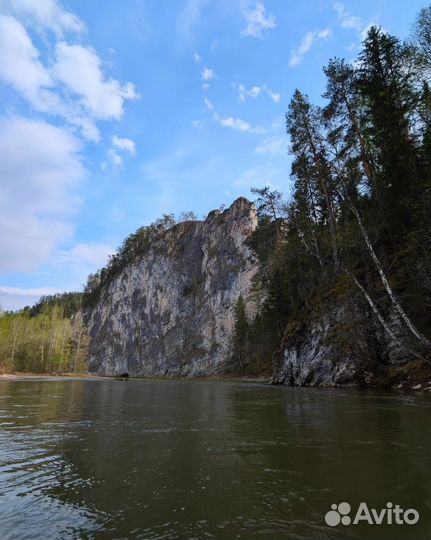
[1, 371, 430, 391]
[0, 372, 104, 381]
[0, 372, 270, 383]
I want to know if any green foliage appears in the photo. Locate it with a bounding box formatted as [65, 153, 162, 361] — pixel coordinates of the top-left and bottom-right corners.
[233, 296, 249, 368]
[0, 304, 88, 374]
[413, 5, 431, 67]
[241, 16, 431, 374]
[83, 210, 197, 308]
[29, 292, 83, 318]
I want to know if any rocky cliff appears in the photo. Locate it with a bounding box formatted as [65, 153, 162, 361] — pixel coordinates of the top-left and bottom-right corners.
[271, 289, 431, 389]
[86, 198, 258, 376]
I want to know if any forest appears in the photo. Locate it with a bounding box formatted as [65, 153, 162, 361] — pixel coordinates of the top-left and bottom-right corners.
[0, 293, 87, 373]
[232, 8, 431, 378]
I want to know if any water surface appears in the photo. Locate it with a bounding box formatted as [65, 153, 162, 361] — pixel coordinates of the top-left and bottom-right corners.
[0, 379, 429, 539]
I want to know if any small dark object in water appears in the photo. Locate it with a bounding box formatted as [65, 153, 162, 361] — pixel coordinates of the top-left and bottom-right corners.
[115, 373, 129, 379]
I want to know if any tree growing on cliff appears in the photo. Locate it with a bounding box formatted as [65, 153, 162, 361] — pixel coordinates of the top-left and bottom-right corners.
[245, 16, 431, 378]
[233, 296, 249, 369]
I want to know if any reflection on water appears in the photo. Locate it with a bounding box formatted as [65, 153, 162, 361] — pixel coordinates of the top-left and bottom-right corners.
[0, 379, 429, 539]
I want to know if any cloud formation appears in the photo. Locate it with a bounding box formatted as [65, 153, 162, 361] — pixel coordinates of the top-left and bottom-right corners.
[0, 11, 138, 142]
[237, 83, 281, 103]
[333, 2, 375, 42]
[254, 135, 286, 156]
[201, 67, 216, 80]
[238, 84, 262, 101]
[0, 0, 85, 35]
[203, 97, 265, 133]
[0, 1, 138, 283]
[106, 135, 137, 168]
[334, 2, 362, 33]
[289, 28, 331, 67]
[55, 243, 114, 269]
[112, 135, 136, 155]
[241, 1, 276, 38]
[0, 116, 84, 273]
[53, 42, 138, 120]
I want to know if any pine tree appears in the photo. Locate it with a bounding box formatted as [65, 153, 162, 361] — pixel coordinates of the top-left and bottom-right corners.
[233, 296, 249, 369]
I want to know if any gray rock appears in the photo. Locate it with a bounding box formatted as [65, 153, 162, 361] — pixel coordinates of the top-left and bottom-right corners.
[86, 197, 258, 376]
[272, 293, 425, 388]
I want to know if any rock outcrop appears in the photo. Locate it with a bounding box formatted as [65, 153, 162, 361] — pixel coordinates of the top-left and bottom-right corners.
[86, 198, 258, 376]
[271, 292, 428, 387]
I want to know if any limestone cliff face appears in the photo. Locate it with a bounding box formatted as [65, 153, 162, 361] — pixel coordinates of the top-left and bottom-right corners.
[271, 295, 421, 388]
[86, 198, 258, 376]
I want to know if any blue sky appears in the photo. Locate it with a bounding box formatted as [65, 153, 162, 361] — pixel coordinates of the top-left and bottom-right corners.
[0, 0, 426, 310]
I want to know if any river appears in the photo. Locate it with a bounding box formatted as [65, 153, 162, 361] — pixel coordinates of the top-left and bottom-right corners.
[0, 379, 429, 539]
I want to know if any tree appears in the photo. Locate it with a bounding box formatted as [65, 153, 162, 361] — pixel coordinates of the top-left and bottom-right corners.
[250, 186, 283, 223]
[179, 211, 198, 222]
[233, 296, 249, 369]
[413, 6, 431, 67]
[323, 58, 378, 202]
[357, 27, 422, 231]
[286, 90, 339, 268]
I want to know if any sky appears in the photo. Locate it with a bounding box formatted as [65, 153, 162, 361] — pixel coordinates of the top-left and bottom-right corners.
[0, 0, 426, 310]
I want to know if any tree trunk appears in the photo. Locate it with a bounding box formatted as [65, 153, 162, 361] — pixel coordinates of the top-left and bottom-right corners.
[346, 268, 429, 365]
[349, 204, 431, 349]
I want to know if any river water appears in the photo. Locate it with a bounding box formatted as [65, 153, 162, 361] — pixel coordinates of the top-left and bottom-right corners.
[0, 379, 429, 540]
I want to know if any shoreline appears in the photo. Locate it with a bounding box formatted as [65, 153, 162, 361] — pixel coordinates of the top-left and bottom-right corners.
[0, 372, 430, 392]
[0, 372, 105, 381]
[0, 372, 270, 384]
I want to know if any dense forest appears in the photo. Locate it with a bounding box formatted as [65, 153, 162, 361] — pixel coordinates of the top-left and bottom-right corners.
[1, 7, 429, 379]
[0, 293, 87, 373]
[232, 7, 431, 381]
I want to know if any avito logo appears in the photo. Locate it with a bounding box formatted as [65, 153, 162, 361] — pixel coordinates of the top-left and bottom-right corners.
[325, 502, 419, 527]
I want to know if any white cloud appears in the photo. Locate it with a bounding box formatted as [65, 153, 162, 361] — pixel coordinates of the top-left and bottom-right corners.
[53, 42, 139, 120]
[0, 15, 52, 103]
[203, 96, 265, 133]
[0, 239, 108, 311]
[52, 241, 115, 295]
[108, 148, 123, 167]
[0, 286, 61, 297]
[254, 135, 286, 156]
[237, 83, 281, 104]
[0, 0, 85, 35]
[0, 116, 84, 273]
[112, 135, 136, 155]
[334, 2, 362, 33]
[267, 89, 280, 103]
[194, 52, 202, 63]
[0, 241, 117, 310]
[55, 243, 114, 268]
[241, 1, 276, 38]
[177, 0, 210, 44]
[0, 13, 138, 142]
[219, 116, 251, 132]
[204, 97, 214, 111]
[333, 3, 376, 42]
[201, 66, 216, 80]
[0, 287, 65, 311]
[289, 28, 331, 67]
[238, 84, 262, 102]
[215, 113, 265, 134]
[202, 83, 210, 91]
